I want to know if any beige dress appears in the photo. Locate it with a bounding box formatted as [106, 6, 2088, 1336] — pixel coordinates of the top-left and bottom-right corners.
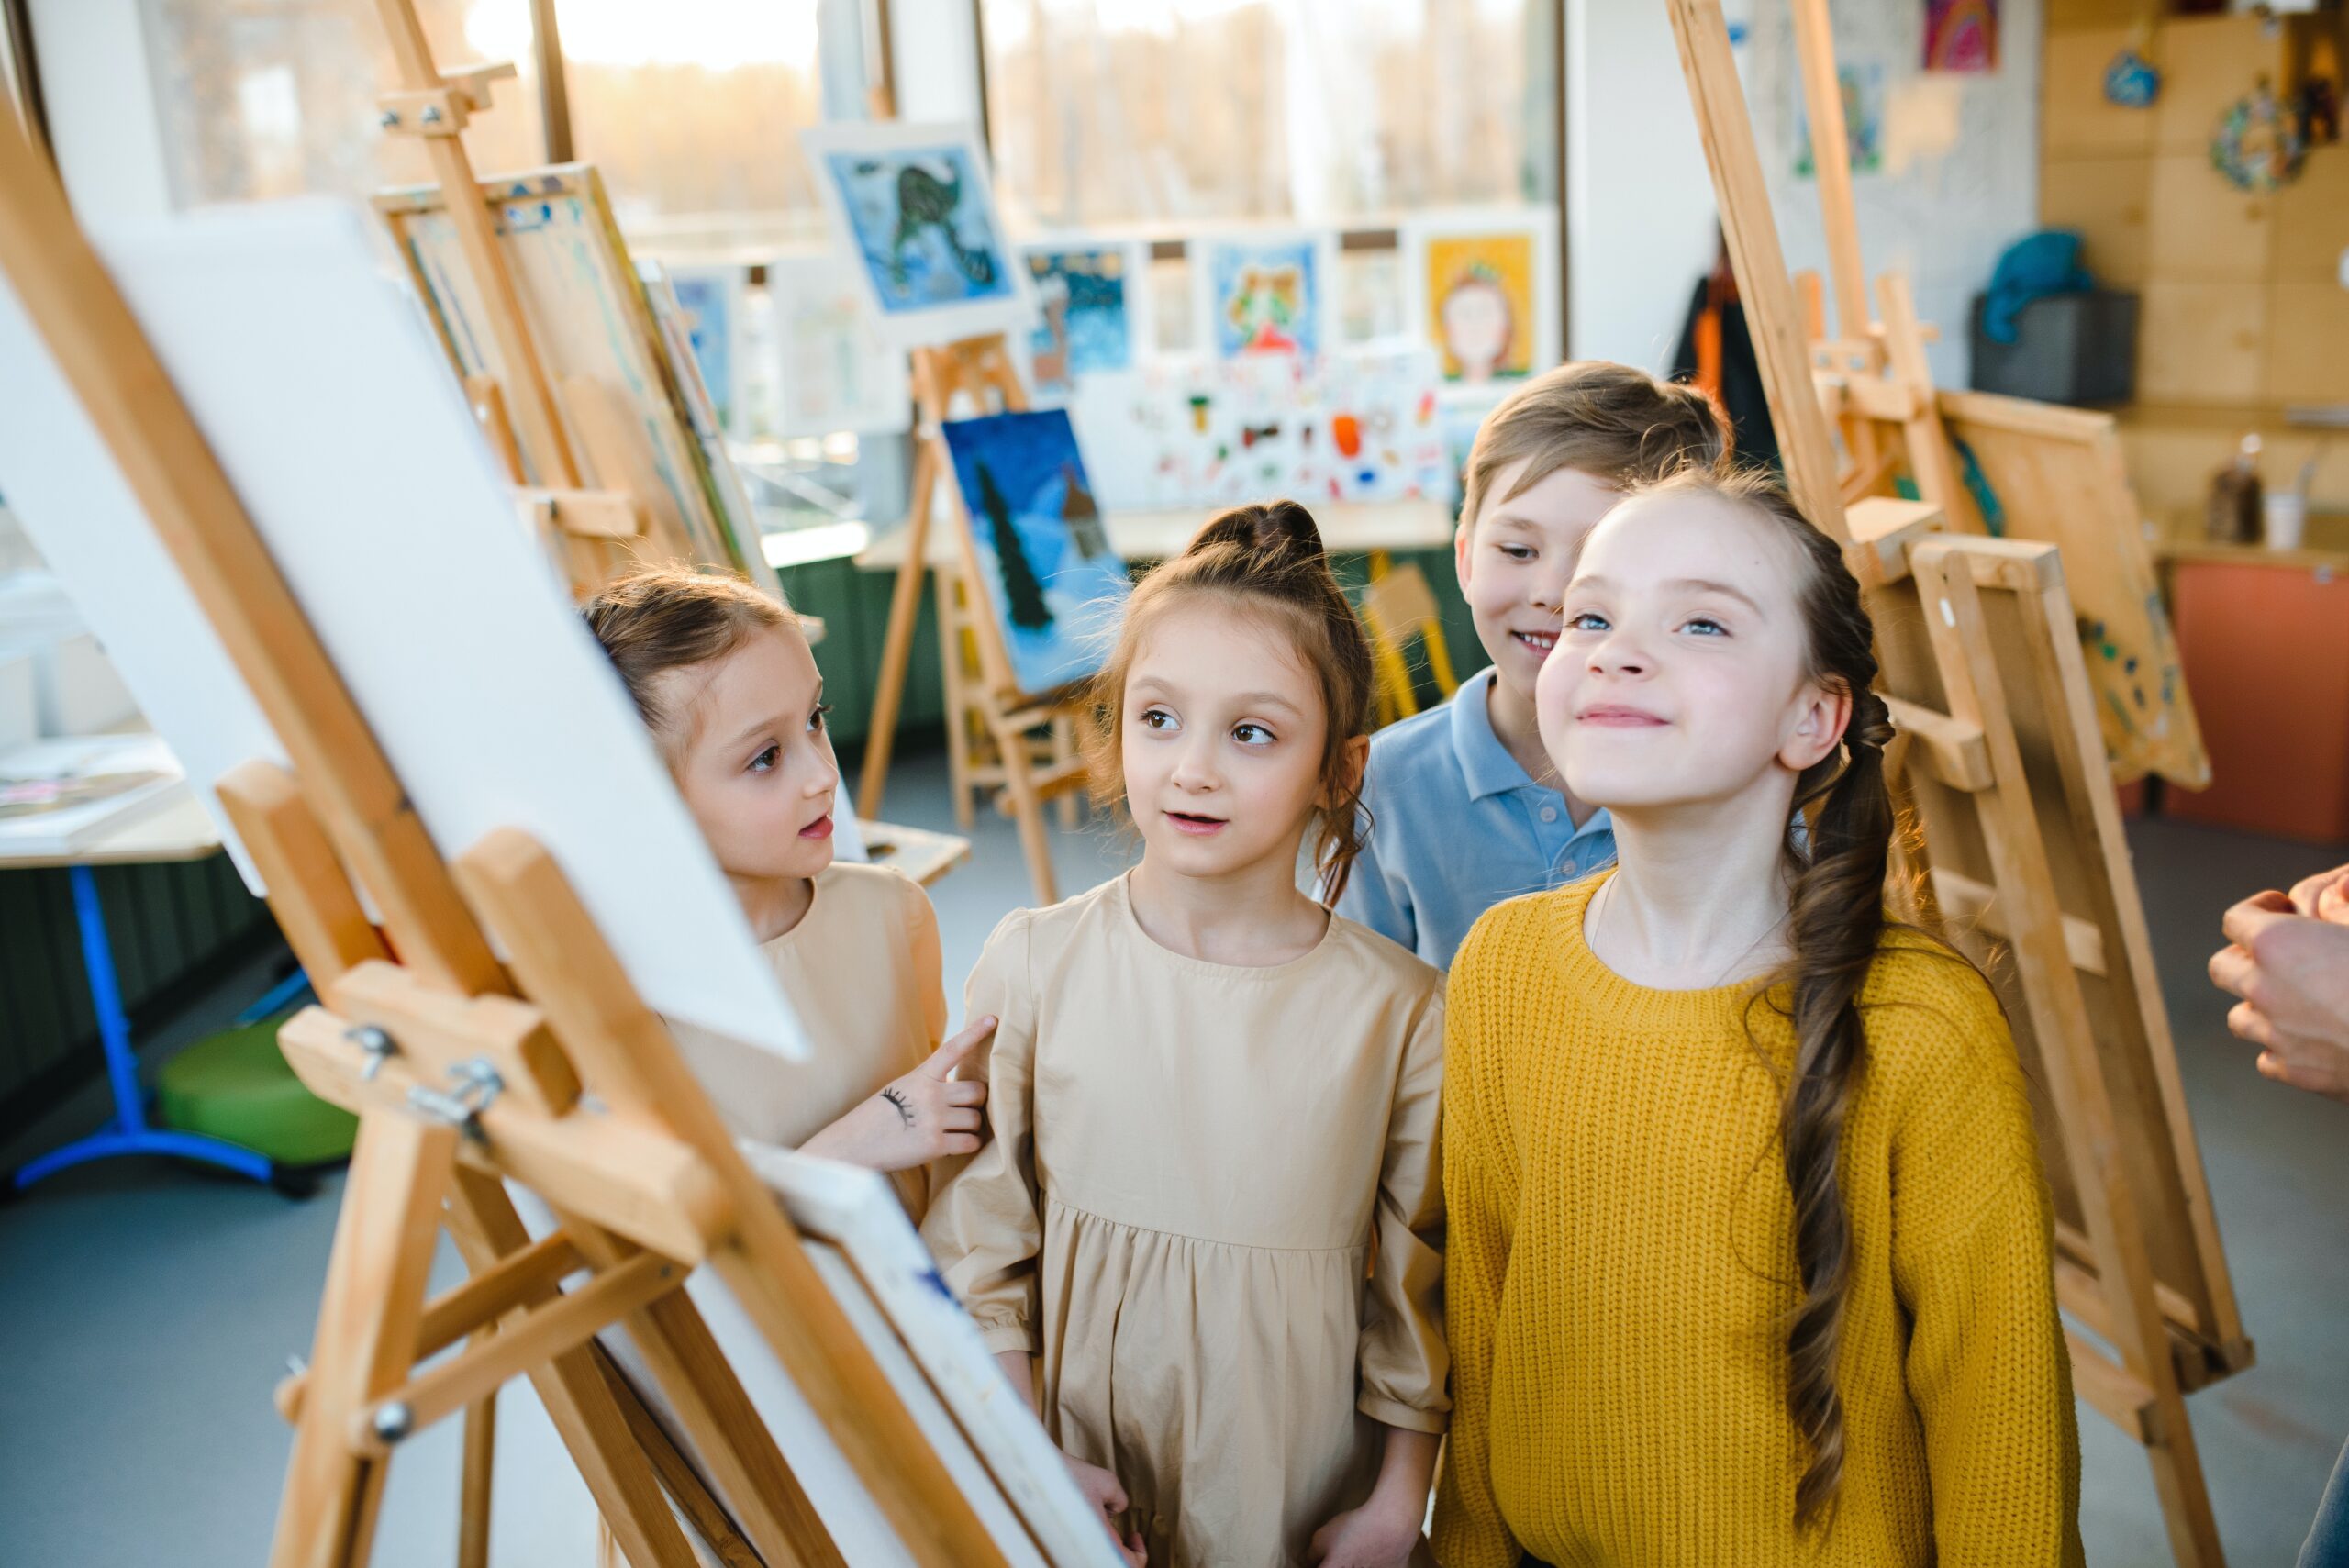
[666, 859, 946, 1218]
[921, 873, 1450, 1568]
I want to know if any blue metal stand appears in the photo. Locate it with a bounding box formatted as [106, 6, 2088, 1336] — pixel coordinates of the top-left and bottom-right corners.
[9, 864, 278, 1193]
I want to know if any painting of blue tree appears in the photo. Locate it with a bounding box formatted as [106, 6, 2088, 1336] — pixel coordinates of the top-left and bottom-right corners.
[941, 410, 1130, 697]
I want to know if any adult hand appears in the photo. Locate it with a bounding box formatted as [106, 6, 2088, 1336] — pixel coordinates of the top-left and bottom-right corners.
[2210, 887, 2349, 1103]
[1062, 1452, 1147, 1567]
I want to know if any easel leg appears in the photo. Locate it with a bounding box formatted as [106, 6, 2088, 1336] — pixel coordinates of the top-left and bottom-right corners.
[441, 1169, 699, 1568]
[937, 571, 977, 831]
[989, 705, 1060, 906]
[857, 441, 941, 823]
[1051, 716, 1081, 831]
[269, 1116, 457, 1568]
[459, 1390, 495, 1568]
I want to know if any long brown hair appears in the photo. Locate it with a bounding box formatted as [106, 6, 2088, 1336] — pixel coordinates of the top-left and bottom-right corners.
[1083, 500, 1376, 904]
[1631, 466, 1900, 1528]
[583, 566, 792, 752]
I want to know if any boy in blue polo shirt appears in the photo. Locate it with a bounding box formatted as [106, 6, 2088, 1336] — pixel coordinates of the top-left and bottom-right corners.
[1337, 361, 1730, 967]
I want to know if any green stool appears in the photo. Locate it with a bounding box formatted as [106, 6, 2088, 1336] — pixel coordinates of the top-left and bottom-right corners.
[156, 1018, 358, 1173]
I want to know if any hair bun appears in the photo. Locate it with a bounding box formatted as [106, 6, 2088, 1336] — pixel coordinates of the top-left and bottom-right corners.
[1189, 500, 1328, 567]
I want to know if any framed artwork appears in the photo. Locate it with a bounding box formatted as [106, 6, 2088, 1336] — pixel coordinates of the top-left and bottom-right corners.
[800, 119, 1036, 350]
[1021, 239, 1152, 400]
[765, 251, 911, 439]
[664, 264, 747, 433]
[1924, 0, 1998, 73]
[1400, 209, 1562, 388]
[940, 409, 1131, 699]
[1189, 229, 1339, 361]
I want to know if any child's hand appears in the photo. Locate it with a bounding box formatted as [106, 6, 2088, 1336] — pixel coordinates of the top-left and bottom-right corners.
[798, 1018, 994, 1173]
[1303, 1494, 1425, 1568]
[1061, 1451, 1147, 1567]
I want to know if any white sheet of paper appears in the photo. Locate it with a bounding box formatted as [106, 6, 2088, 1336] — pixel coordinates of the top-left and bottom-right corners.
[0, 199, 805, 1059]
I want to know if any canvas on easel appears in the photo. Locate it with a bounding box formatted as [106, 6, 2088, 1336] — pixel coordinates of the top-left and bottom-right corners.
[0, 144, 1122, 1568]
[1664, 3, 2246, 1562]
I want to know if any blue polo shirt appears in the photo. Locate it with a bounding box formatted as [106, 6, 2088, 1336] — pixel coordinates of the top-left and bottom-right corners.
[1334, 668, 1616, 970]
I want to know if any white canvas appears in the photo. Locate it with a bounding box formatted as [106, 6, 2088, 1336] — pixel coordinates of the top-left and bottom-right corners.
[0, 199, 806, 1060]
[765, 251, 911, 439]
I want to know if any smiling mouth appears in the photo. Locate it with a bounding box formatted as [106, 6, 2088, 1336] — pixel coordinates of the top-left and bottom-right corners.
[1511, 629, 1557, 656]
[1577, 706, 1668, 727]
[1165, 810, 1228, 837]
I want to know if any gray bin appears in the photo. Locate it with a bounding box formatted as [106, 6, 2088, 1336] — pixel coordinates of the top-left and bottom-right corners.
[1968, 290, 2138, 406]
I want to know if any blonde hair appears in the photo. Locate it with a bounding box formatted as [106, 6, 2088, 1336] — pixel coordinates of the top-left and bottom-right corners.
[1461, 361, 1730, 531]
[1083, 502, 1377, 905]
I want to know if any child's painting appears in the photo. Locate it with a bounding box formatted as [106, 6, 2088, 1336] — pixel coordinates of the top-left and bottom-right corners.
[1923, 0, 1998, 73]
[1067, 350, 1453, 513]
[1794, 61, 1887, 176]
[941, 409, 1131, 697]
[665, 265, 745, 432]
[1194, 232, 1334, 361]
[1023, 241, 1149, 399]
[766, 252, 911, 439]
[1401, 211, 1561, 387]
[800, 120, 1035, 350]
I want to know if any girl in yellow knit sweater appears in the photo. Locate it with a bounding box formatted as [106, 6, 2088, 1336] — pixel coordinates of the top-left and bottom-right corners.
[1434, 468, 2083, 1568]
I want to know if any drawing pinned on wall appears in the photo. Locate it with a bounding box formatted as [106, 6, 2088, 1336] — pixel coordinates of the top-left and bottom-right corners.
[1794, 60, 1887, 176]
[1022, 240, 1150, 400]
[941, 409, 1131, 698]
[1400, 210, 1561, 389]
[1192, 231, 1336, 361]
[800, 120, 1035, 350]
[765, 252, 910, 439]
[1923, 0, 1998, 74]
[1067, 350, 1453, 514]
[664, 265, 745, 432]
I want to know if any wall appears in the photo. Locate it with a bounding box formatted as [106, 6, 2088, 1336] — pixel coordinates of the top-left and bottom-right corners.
[1741, 0, 2045, 386]
[29, 0, 173, 223]
[1564, 0, 1720, 373]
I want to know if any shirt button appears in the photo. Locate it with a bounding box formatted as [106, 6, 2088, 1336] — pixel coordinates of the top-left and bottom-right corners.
[1540, 806, 1559, 822]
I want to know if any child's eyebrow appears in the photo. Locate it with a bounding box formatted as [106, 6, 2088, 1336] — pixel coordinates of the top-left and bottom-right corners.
[1666, 577, 1765, 613]
[723, 710, 788, 749]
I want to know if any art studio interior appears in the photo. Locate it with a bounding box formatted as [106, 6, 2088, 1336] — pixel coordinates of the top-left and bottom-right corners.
[0, 0, 2345, 1565]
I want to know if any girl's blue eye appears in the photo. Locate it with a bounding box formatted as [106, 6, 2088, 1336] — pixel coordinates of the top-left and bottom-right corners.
[1566, 611, 1609, 632]
[749, 744, 781, 773]
[1232, 722, 1274, 746]
[1683, 617, 1728, 637]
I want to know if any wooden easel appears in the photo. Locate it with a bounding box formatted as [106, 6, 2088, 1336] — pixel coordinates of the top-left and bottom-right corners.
[0, 106, 1016, 1568]
[1666, 5, 2247, 1564]
[857, 333, 1092, 905]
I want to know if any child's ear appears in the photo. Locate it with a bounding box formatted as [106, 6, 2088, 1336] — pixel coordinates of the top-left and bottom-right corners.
[1779, 677, 1853, 773]
[1453, 511, 1477, 594]
[1324, 733, 1371, 810]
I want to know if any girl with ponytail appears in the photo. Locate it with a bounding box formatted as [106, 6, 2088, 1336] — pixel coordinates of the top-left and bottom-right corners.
[925, 502, 1451, 1568]
[1435, 468, 2082, 1568]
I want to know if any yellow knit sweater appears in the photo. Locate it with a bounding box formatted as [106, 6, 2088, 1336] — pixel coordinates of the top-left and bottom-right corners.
[1433, 876, 2083, 1568]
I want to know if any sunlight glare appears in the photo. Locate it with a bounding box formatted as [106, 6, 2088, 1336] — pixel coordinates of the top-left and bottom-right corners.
[466, 0, 820, 72]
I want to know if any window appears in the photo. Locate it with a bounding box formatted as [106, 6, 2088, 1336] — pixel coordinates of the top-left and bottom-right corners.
[138, 0, 542, 208]
[980, 0, 1559, 228]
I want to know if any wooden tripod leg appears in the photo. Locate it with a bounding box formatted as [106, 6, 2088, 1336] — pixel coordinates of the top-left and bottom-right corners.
[441, 1168, 699, 1568]
[858, 437, 941, 822]
[987, 700, 1059, 905]
[1051, 716, 1081, 830]
[599, 1349, 769, 1568]
[459, 1390, 495, 1568]
[937, 571, 978, 831]
[270, 1116, 458, 1568]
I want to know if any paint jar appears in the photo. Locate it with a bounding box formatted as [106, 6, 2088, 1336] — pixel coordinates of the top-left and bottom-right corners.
[2263, 489, 2308, 551]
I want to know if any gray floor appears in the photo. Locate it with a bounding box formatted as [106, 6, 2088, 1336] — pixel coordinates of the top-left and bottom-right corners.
[1, 750, 2342, 1566]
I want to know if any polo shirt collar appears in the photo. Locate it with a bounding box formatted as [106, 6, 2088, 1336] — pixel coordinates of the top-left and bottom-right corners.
[1450, 667, 1542, 802]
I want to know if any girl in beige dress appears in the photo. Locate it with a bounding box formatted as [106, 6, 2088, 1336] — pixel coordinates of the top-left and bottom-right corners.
[923, 506, 1449, 1568]
[586, 566, 994, 1196]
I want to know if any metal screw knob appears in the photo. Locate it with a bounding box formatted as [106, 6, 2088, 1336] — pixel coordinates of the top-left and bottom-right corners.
[347, 1025, 396, 1082]
[378, 109, 400, 128]
[372, 1401, 414, 1444]
[420, 105, 443, 126]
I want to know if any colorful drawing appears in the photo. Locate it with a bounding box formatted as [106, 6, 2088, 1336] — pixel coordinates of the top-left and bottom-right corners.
[662, 266, 744, 432]
[766, 253, 910, 439]
[1795, 61, 1887, 176]
[1196, 233, 1330, 360]
[1924, 0, 1998, 74]
[1024, 243, 1146, 398]
[941, 410, 1131, 697]
[800, 120, 1034, 350]
[1426, 237, 1530, 384]
[1067, 350, 1453, 513]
